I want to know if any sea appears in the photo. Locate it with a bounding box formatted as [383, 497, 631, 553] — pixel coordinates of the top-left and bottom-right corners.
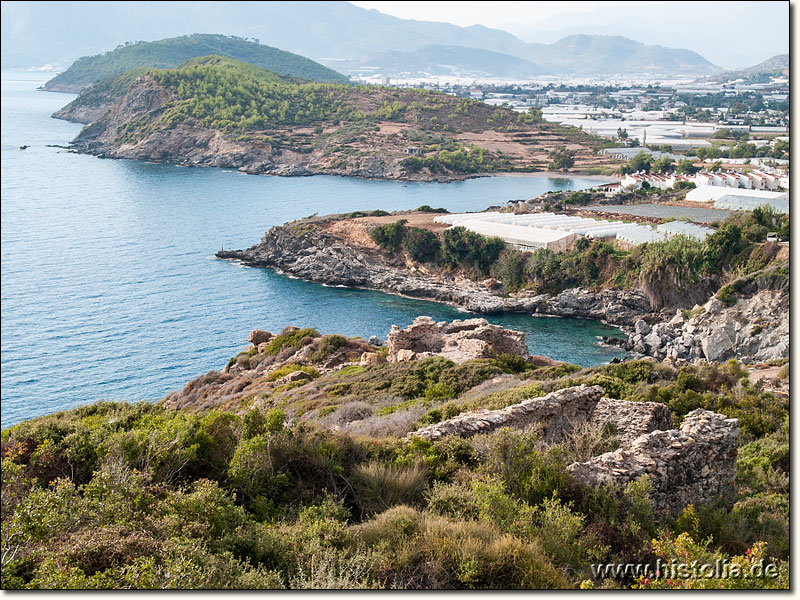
[1, 71, 626, 429]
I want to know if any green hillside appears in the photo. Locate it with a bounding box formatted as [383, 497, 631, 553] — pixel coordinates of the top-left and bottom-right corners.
[43, 33, 349, 92]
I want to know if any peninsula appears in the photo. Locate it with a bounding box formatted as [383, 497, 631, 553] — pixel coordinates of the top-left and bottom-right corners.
[66, 56, 616, 181]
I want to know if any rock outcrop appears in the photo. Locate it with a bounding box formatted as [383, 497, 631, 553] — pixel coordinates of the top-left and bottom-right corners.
[623, 288, 789, 364]
[387, 316, 529, 364]
[568, 409, 738, 516]
[406, 385, 604, 442]
[522, 288, 650, 325]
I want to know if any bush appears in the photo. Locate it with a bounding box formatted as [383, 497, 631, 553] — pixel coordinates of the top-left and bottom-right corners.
[490, 249, 526, 291]
[369, 220, 407, 252]
[263, 328, 320, 356]
[267, 364, 320, 381]
[402, 227, 440, 263]
[441, 227, 505, 275]
[350, 462, 429, 516]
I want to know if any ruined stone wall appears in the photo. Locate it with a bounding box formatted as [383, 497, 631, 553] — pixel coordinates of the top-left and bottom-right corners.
[406, 385, 604, 442]
[567, 409, 738, 516]
[590, 398, 673, 446]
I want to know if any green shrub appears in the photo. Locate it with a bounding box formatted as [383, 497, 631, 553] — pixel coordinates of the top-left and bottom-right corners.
[402, 227, 440, 263]
[264, 328, 320, 356]
[267, 365, 320, 381]
[369, 220, 407, 252]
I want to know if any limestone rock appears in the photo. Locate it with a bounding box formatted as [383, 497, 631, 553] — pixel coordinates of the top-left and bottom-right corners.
[386, 316, 529, 364]
[359, 352, 386, 366]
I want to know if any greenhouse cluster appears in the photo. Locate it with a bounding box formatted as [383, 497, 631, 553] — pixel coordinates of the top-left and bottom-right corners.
[434, 212, 714, 251]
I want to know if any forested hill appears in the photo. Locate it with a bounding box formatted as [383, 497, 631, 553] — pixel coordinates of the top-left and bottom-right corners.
[70, 56, 618, 180]
[43, 33, 349, 93]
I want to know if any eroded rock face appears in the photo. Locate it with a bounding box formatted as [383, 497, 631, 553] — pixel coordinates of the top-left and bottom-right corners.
[623, 289, 789, 364]
[386, 316, 529, 364]
[590, 398, 673, 446]
[568, 409, 738, 516]
[406, 385, 604, 442]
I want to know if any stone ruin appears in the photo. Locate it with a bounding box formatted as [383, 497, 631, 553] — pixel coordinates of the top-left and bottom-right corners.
[590, 398, 673, 445]
[568, 409, 738, 516]
[407, 385, 604, 443]
[406, 384, 737, 516]
[386, 316, 529, 364]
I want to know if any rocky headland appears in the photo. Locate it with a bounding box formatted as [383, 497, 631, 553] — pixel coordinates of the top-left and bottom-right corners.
[62, 56, 618, 181]
[217, 214, 650, 324]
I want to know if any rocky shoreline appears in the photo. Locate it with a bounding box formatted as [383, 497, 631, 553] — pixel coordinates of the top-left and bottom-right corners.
[220, 216, 789, 366]
[216, 218, 651, 326]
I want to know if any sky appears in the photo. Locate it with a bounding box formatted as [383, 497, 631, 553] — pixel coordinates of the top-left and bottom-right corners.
[351, 1, 791, 69]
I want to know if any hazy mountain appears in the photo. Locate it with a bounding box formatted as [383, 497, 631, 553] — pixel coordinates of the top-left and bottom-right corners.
[526, 35, 721, 76]
[43, 34, 348, 93]
[3, 1, 720, 77]
[351, 45, 545, 78]
[742, 54, 789, 74]
[502, 0, 788, 70]
[1, 1, 528, 69]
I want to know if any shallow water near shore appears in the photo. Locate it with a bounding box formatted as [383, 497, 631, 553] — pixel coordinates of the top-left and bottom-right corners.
[1, 72, 626, 428]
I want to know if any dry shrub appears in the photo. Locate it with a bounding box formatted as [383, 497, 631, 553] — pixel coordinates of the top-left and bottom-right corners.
[320, 402, 374, 428]
[350, 462, 428, 517]
[354, 506, 569, 589]
[289, 548, 378, 589]
[560, 420, 618, 462]
[345, 405, 428, 438]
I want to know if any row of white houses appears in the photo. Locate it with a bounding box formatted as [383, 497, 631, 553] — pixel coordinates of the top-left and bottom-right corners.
[620, 169, 787, 192]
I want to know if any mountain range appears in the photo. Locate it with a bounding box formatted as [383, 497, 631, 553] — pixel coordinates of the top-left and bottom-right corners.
[4, 1, 725, 77]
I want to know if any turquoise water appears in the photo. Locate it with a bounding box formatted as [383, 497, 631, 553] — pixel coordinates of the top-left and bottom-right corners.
[1, 72, 625, 428]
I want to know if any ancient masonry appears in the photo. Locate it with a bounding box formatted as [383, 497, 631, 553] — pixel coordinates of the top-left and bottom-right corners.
[406, 386, 737, 516]
[590, 398, 672, 445]
[407, 385, 604, 443]
[568, 409, 738, 516]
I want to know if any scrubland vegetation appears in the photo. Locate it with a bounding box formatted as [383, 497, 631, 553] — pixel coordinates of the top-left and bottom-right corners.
[1, 355, 788, 589]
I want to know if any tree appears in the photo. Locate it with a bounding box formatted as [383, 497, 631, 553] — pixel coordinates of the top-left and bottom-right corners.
[402, 227, 440, 263]
[369, 220, 407, 252]
[548, 146, 575, 171]
[676, 159, 699, 175]
[617, 127, 629, 140]
[629, 151, 652, 173]
[651, 156, 675, 174]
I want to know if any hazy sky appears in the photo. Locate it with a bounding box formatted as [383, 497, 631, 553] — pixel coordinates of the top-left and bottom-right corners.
[351, 1, 791, 68]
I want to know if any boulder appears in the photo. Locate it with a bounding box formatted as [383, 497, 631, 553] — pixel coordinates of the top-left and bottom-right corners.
[368, 335, 383, 346]
[634, 319, 651, 335]
[249, 329, 274, 345]
[359, 352, 386, 366]
[274, 369, 313, 386]
[702, 328, 735, 363]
